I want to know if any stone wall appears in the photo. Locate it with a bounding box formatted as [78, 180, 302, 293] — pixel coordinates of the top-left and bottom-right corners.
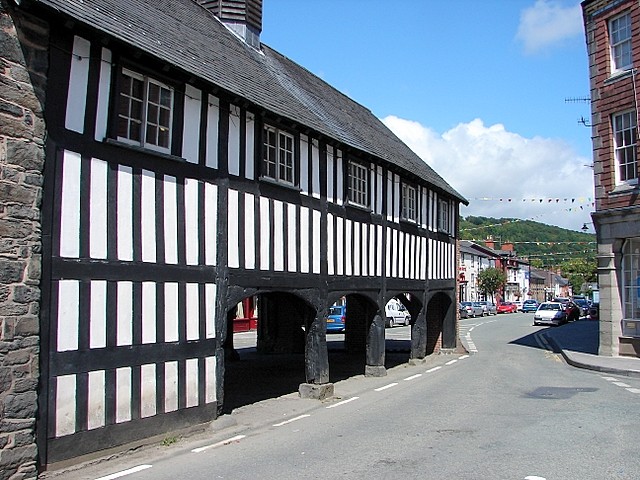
[0, 1, 47, 478]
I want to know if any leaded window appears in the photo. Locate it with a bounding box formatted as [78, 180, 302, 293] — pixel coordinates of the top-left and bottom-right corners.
[348, 161, 369, 208]
[263, 125, 294, 185]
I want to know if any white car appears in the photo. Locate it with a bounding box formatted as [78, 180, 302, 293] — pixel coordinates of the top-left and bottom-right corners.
[533, 302, 568, 326]
[385, 300, 410, 327]
[512, 301, 524, 312]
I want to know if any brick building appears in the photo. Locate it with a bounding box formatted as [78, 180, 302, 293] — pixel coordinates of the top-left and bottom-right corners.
[583, 0, 640, 357]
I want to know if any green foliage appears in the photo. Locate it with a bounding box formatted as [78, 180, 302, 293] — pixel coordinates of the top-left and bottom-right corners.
[559, 258, 597, 292]
[477, 267, 507, 299]
[459, 216, 596, 271]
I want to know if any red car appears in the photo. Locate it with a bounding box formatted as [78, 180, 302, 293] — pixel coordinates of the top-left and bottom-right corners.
[497, 302, 518, 314]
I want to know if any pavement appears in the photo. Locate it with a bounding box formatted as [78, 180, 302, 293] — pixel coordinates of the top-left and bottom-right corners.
[541, 319, 640, 378]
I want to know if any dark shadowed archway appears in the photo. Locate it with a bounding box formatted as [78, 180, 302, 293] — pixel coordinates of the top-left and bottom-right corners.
[426, 292, 453, 355]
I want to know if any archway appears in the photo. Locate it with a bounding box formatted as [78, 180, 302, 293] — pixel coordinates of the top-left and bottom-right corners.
[426, 292, 453, 355]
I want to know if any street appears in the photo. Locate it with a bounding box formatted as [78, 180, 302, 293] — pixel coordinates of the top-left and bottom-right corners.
[47, 313, 640, 480]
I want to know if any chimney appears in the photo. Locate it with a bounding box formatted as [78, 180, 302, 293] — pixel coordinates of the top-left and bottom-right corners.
[484, 236, 495, 250]
[501, 242, 514, 252]
[197, 0, 262, 48]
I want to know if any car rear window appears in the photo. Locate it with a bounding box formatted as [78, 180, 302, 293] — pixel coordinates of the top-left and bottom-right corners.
[329, 306, 342, 315]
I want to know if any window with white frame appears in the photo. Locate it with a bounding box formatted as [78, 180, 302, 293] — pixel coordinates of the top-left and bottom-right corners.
[348, 160, 369, 208]
[117, 68, 173, 153]
[613, 111, 638, 184]
[402, 183, 417, 221]
[609, 12, 632, 73]
[262, 125, 294, 185]
[622, 238, 640, 337]
[437, 198, 450, 233]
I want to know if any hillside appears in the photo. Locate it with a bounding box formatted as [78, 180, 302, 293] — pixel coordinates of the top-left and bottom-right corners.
[459, 216, 596, 268]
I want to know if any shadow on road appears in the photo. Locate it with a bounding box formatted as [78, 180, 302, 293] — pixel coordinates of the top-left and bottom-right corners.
[509, 319, 599, 355]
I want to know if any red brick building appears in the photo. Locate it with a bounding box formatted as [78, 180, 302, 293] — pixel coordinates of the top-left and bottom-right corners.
[583, 0, 640, 357]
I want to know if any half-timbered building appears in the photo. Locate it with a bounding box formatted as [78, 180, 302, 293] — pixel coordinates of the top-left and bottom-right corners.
[0, 0, 467, 471]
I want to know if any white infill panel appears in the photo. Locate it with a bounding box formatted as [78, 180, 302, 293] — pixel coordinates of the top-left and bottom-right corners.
[57, 280, 79, 352]
[117, 165, 134, 261]
[116, 281, 133, 346]
[336, 152, 343, 206]
[60, 150, 81, 258]
[300, 134, 309, 196]
[327, 214, 334, 276]
[244, 193, 255, 269]
[94, 48, 112, 141]
[65, 36, 90, 133]
[186, 358, 199, 408]
[228, 105, 241, 176]
[87, 370, 105, 430]
[361, 223, 368, 277]
[115, 367, 132, 423]
[164, 176, 178, 264]
[313, 210, 321, 274]
[89, 280, 107, 349]
[398, 231, 404, 279]
[89, 158, 108, 259]
[141, 170, 156, 263]
[288, 204, 297, 272]
[385, 227, 391, 278]
[311, 140, 320, 199]
[345, 220, 352, 276]
[377, 225, 383, 276]
[141, 281, 156, 344]
[392, 229, 399, 278]
[186, 283, 199, 341]
[227, 189, 239, 268]
[245, 113, 255, 180]
[260, 197, 270, 270]
[353, 221, 360, 276]
[336, 217, 343, 275]
[205, 356, 217, 403]
[205, 283, 216, 339]
[185, 178, 200, 265]
[421, 237, 427, 280]
[206, 95, 219, 169]
[326, 149, 334, 203]
[300, 207, 309, 273]
[273, 200, 284, 271]
[165, 283, 179, 342]
[55, 374, 76, 437]
[182, 85, 202, 165]
[204, 182, 217, 266]
[165, 361, 178, 413]
[375, 166, 383, 215]
[140, 364, 157, 418]
[369, 224, 376, 276]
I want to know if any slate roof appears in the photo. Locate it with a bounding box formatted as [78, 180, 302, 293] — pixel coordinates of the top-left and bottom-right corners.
[27, 0, 466, 203]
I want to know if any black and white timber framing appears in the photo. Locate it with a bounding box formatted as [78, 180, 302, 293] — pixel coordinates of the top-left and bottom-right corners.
[2, 0, 467, 468]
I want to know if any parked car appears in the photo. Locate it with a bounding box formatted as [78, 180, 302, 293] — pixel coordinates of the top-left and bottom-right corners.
[533, 302, 568, 326]
[512, 301, 524, 312]
[476, 301, 497, 316]
[458, 302, 468, 319]
[522, 299, 539, 313]
[572, 298, 590, 317]
[497, 302, 518, 314]
[385, 300, 410, 327]
[461, 301, 484, 318]
[589, 303, 599, 321]
[326, 305, 345, 332]
[554, 298, 581, 321]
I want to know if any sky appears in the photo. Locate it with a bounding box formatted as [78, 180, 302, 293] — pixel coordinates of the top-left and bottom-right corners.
[261, 0, 594, 234]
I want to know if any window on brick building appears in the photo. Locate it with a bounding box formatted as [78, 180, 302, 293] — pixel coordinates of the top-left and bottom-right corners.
[609, 12, 632, 73]
[621, 238, 640, 336]
[612, 111, 638, 185]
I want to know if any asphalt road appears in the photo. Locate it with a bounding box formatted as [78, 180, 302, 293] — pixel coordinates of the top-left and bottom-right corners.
[48, 313, 640, 480]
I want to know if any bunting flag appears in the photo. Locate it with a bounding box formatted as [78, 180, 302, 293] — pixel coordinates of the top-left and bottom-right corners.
[467, 240, 596, 245]
[473, 197, 593, 203]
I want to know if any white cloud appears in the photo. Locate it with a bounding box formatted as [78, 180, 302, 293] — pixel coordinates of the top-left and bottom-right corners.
[382, 115, 594, 232]
[516, 0, 583, 54]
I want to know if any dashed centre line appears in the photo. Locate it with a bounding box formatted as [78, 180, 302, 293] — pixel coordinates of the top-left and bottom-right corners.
[426, 366, 442, 373]
[326, 396, 360, 408]
[95, 465, 152, 480]
[375, 383, 399, 392]
[404, 374, 422, 381]
[273, 414, 311, 427]
[191, 435, 246, 453]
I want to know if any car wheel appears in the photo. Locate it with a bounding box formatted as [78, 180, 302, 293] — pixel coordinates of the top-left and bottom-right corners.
[387, 317, 394, 328]
[404, 317, 410, 326]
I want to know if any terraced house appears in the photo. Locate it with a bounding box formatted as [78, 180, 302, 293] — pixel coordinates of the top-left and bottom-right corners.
[0, 0, 466, 473]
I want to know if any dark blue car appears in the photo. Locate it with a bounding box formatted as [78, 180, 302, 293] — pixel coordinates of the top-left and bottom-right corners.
[326, 305, 346, 332]
[522, 300, 539, 313]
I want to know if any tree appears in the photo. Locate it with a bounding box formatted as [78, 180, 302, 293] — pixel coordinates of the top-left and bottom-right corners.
[477, 267, 507, 300]
[559, 258, 597, 294]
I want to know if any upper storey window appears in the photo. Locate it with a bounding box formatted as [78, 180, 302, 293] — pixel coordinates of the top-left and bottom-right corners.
[609, 12, 632, 73]
[117, 68, 173, 153]
[401, 183, 417, 222]
[438, 198, 451, 233]
[348, 160, 369, 208]
[613, 111, 638, 185]
[263, 125, 294, 185]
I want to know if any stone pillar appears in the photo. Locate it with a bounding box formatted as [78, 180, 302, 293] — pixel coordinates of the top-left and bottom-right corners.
[596, 241, 620, 356]
[301, 309, 332, 399]
[0, 2, 47, 477]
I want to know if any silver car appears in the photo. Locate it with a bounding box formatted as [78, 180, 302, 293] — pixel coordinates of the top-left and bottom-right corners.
[533, 302, 568, 326]
[476, 301, 497, 316]
[461, 301, 484, 317]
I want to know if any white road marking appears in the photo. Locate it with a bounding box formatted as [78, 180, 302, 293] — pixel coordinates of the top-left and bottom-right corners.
[426, 366, 442, 373]
[326, 396, 359, 408]
[191, 435, 246, 453]
[601, 376, 617, 381]
[626, 388, 640, 394]
[95, 465, 152, 480]
[374, 383, 398, 392]
[459, 355, 469, 360]
[273, 414, 311, 427]
[524, 476, 547, 480]
[404, 374, 422, 381]
[613, 381, 631, 388]
[445, 359, 457, 365]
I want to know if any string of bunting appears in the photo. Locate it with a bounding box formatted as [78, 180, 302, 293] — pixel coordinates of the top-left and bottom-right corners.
[473, 197, 593, 204]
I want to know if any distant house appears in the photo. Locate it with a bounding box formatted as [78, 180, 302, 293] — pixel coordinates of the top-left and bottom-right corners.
[582, 0, 640, 358]
[0, 0, 466, 472]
